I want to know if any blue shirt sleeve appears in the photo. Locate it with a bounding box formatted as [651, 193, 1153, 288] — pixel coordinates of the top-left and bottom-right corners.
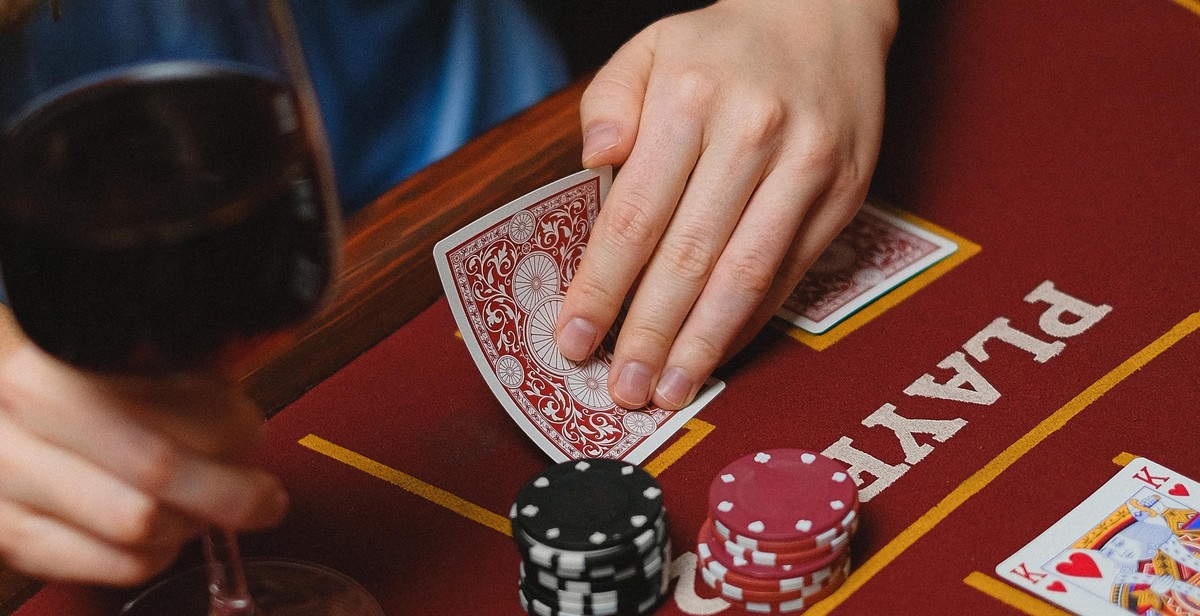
[291, 0, 570, 214]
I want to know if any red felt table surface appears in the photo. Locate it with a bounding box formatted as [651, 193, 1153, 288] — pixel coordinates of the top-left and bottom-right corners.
[15, 1, 1200, 614]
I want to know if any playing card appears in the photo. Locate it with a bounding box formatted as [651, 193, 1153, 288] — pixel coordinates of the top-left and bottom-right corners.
[776, 204, 959, 334]
[433, 167, 724, 464]
[996, 458, 1200, 615]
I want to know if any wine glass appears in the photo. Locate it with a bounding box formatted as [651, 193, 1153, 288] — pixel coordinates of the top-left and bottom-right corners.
[0, 1, 383, 614]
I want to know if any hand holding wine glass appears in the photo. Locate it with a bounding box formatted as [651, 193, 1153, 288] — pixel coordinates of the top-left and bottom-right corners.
[0, 319, 289, 586]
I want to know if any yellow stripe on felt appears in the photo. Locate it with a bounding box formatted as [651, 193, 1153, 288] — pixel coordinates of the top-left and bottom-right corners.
[643, 419, 715, 478]
[1113, 452, 1138, 467]
[962, 571, 1073, 616]
[298, 434, 512, 536]
[803, 311, 1200, 615]
[1173, 0, 1200, 18]
[783, 207, 982, 351]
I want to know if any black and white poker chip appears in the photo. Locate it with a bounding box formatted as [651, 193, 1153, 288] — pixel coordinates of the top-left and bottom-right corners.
[511, 458, 672, 616]
[512, 459, 665, 552]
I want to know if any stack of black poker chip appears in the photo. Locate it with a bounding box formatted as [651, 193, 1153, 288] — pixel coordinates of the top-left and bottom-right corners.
[510, 458, 671, 616]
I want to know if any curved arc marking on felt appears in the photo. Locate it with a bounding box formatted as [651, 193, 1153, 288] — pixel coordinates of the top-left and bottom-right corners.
[961, 571, 1073, 616]
[801, 311, 1200, 615]
[781, 206, 982, 351]
[295, 418, 713, 538]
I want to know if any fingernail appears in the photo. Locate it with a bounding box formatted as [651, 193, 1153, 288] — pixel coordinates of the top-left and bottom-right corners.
[557, 318, 598, 360]
[615, 362, 652, 407]
[582, 122, 621, 164]
[655, 367, 694, 409]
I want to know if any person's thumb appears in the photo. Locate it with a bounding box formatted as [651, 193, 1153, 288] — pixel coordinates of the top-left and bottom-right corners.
[579, 31, 654, 168]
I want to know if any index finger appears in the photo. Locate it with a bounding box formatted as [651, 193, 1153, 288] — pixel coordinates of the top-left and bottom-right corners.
[556, 84, 705, 361]
[0, 345, 287, 529]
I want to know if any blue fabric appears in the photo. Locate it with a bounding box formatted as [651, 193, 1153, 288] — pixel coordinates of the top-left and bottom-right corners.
[0, 0, 568, 212]
[291, 1, 570, 213]
[0, 3, 285, 129]
[0, 1, 569, 305]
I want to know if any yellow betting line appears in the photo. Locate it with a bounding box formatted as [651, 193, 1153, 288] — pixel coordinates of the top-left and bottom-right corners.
[298, 434, 514, 536]
[962, 452, 1142, 613]
[804, 311, 1200, 615]
[644, 419, 714, 477]
[1173, 0, 1200, 18]
[783, 207, 981, 351]
[963, 571, 1073, 616]
[297, 418, 714, 535]
[1112, 451, 1138, 467]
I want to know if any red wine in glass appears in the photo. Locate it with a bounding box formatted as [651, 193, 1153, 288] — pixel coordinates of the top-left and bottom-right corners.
[0, 61, 335, 375]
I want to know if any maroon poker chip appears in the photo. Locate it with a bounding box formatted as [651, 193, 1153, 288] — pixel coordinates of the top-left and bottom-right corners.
[717, 527, 850, 568]
[698, 517, 848, 581]
[708, 449, 859, 543]
[697, 542, 848, 595]
[712, 508, 858, 554]
[710, 513, 854, 566]
[719, 568, 847, 615]
[698, 556, 850, 605]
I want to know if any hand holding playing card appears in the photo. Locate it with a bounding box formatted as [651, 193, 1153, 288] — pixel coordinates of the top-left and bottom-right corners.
[433, 168, 724, 464]
[555, 0, 900, 410]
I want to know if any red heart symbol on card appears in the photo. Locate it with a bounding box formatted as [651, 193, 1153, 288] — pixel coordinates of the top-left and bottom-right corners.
[1047, 580, 1068, 593]
[1169, 483, 1190, 497]
[1055, 553, 1102, 578]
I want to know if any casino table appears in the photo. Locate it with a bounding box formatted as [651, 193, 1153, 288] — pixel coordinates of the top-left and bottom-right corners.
[4, 1, 1200, 614]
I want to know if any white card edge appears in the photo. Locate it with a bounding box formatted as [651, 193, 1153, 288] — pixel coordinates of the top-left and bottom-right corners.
[431, 167, 613, 463]
[620, 377, 726, 466]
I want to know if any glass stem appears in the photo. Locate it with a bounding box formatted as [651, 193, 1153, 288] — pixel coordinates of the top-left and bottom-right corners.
[204, 527, 256, 616]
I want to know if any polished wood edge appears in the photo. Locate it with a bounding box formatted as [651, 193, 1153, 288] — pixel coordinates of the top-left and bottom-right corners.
[0, 572, 40, 616]
[243, 77, 587, 413]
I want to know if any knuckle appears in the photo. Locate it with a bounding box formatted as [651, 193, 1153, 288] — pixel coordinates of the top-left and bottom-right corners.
[830, 156, 874, 198]
[623, 321, 675, 354]
[679, 331, 727, 368]
[128, 437, 183, 495]
[733, 96, 787, 150]
[111, 493, 163, 545]
[658, 230, 717, 284]
[793, 122, 841, 172]
[585, 66, 642, 102]
[724, 250, 779, 298]
[566, 273, 619, 311]
[667, 70, 718, 118]
[603, 187, 659, 251]
[0, 371, 32, 424]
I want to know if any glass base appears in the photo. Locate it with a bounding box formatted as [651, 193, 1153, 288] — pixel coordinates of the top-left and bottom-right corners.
[121, 559, 384, 616]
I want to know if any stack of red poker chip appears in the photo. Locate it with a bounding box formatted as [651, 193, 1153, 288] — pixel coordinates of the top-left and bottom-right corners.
[696, 449, 859, 614]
